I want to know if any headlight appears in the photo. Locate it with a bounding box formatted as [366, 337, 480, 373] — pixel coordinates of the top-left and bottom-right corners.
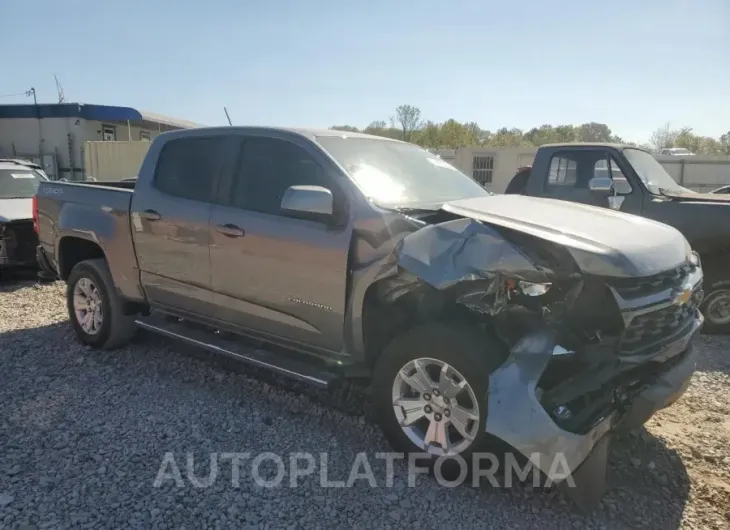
[689, 251, 700, 268]
[517, 281, 551, 296]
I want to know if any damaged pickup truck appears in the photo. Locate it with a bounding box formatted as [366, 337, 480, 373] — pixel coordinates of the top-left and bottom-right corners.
[35, 127, 704, 508]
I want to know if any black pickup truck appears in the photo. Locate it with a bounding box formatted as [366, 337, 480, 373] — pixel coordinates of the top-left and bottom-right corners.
[505, 143, 730, 332]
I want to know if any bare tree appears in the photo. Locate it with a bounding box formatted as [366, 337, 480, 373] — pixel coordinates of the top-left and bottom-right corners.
[390, 105, 422, 141]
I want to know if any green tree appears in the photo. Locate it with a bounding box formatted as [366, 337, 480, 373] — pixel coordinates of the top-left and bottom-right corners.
[390, 105, 423, 142]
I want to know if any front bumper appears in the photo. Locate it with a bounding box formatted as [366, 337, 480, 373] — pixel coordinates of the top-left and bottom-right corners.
[484, 310, 703, 511]
[0, 222, 39, 270]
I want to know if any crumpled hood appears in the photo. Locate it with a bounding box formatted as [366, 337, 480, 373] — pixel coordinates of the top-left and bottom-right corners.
[441, 195, 689, 278]
[0, 198, 33, 223]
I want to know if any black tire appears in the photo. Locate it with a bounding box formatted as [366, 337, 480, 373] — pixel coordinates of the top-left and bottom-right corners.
[700, 279, 730, 334]
[66, 258, 137, 349]
[505, 168, 531, 195]
[372, 322, 508, 476]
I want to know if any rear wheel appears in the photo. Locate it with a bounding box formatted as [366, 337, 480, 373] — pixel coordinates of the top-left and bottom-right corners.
[372, 323, 508, 469]
[66, 259, 137, 349]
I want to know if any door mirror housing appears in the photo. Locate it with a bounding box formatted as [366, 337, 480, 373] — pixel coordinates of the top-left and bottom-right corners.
[281, 185, 334, 218]
[588, 176, 614, 196]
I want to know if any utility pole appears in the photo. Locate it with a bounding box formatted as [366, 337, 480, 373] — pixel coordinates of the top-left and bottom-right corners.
[26, 87, 43, 157]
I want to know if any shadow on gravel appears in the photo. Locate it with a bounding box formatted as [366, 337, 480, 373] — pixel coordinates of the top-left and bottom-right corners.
[0, 321, 692, 529]
[694, 336, 730, 374]
[0, 269, 49, 293]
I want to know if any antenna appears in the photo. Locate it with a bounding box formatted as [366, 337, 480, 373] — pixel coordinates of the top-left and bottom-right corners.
[224, 107, 233, 126]
[54, 75, 65, 103]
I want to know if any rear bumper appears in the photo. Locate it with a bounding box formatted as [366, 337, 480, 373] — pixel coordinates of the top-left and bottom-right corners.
[36, 245, 57, 277]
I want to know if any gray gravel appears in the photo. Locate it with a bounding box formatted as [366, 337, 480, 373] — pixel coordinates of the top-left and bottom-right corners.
[1, 279, 729, 529]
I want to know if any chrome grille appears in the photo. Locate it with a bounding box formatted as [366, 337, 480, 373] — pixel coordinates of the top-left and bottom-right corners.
[610, 261, 692, 298]
[620, 289, 702, 354]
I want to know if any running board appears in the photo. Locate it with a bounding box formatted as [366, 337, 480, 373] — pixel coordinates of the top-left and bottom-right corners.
[135, 314, 336, 389]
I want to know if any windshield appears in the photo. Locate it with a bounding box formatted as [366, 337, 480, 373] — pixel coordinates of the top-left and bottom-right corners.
[623, 148, 687, 195]
[0, 168, 44, 199]
[315, 136, 490, 208]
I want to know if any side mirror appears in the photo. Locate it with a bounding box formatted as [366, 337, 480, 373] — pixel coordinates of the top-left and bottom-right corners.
[281, 185, 333, 218]
[588, 176, 614, 196]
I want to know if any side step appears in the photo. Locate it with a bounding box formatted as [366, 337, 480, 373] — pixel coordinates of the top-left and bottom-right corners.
[135, 314, 337, 389]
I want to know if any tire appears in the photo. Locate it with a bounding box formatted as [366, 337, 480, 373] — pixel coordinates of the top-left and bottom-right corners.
[505, 168, 530, 195]
[372, 322, 508, 477]
[700, 279, 730, 334]
[66, 258, 137, 349]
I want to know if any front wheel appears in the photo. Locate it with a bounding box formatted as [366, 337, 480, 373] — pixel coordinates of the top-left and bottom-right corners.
[66, 258, 137, 349]
[372, 323, 508, 466]
[700, 279, 730, 334]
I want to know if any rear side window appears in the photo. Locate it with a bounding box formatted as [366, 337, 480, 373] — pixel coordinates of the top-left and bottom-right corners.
[154, 137, 227, 202]
[547, 155, 578, 187]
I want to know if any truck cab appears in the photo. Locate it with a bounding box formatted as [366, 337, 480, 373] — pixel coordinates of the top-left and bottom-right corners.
[507, 143, 730, 332]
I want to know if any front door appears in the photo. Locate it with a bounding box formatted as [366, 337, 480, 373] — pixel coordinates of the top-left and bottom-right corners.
[131, 134, 234, 315]
[539, 149, 643, 214]
[209, 134, 352, 353]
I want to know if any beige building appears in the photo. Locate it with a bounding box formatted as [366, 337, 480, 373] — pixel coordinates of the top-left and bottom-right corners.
[0, 103, 201, 180]
[434, 146, 730, 193]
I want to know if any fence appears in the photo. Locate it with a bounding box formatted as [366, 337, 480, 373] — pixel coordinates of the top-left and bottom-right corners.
[83, 140, 151, 181]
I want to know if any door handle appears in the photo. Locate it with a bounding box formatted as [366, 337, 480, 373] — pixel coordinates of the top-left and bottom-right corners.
[141, 209, 161, 221]
[216, 223, 245, 237]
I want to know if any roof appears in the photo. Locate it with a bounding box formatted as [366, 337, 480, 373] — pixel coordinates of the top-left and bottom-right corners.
[161, 126, 406, 143]
[537, 142, 634, 149]
[0, 158, 42, 170]
[0, 103, 202, 129]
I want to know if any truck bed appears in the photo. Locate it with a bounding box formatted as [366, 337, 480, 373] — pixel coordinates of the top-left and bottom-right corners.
[36, 179, 142, 300]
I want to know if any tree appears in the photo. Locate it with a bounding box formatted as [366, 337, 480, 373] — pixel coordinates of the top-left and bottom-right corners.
[721, 131, 730, 155]
[390, 105, 422, 141]
[329, 113, 728, 155]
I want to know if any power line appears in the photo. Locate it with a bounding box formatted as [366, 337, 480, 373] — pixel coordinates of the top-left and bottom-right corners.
[0, 91, 31, 99]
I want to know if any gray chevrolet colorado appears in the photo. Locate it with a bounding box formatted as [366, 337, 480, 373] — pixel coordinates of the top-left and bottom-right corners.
[35, 127, 703, 509]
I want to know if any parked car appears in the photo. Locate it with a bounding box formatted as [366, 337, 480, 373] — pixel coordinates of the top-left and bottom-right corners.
[35, 127, 704, 510]
[658, 147, 695, 156]
[0, 158, 49, 277]
[710, 184, 730, 194]
[505, 143, 730, 332]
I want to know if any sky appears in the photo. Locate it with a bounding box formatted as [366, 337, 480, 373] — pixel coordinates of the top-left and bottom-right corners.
[1, 0, 728, 144]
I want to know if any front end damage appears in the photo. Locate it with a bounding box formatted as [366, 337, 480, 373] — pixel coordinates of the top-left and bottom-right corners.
[0, 220, 38, 269]
[379, 215, 703, 509]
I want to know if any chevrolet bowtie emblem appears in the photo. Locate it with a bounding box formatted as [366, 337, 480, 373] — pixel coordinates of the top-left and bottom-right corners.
[673, 288, 692, 306]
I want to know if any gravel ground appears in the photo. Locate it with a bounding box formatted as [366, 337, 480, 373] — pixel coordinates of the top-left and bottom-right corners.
[1, 277, 729, 529]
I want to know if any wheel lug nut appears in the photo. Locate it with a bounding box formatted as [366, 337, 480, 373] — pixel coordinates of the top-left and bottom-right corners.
[424, 405, 432, 414]
[444, 409, 450, 417]
[434, 413, 442, 421]
[423, 393, 431, 401]
[433, 389, 440, 397]
[443, 397, 450, 405]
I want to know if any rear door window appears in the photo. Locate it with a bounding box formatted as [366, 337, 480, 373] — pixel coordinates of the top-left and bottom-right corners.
[154, 137, 229, 202]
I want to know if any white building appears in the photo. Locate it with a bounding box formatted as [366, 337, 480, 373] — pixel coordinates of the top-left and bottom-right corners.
[0, 103, 201, 180]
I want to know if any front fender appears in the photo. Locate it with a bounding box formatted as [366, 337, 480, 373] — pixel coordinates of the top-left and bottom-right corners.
[394, 217, 553, 289]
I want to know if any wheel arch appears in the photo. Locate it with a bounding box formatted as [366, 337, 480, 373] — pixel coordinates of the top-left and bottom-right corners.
[57, 235, 106, 281]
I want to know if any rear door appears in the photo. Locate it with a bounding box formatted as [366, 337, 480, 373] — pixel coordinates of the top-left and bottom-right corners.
[209, 133, 352, 353]
[131, 134, 236, 316]
[539, 148, 643, 213]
